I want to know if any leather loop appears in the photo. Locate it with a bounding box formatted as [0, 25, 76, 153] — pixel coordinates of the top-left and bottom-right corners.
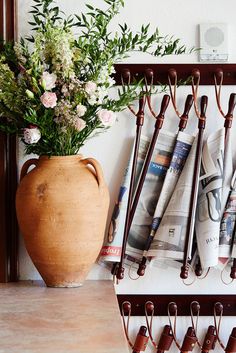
[144, 301, 157, 348]
[202, 326, 216, 352]
[214, 72, 225, 118]
[158, 330, 173, 350]
[226, 336, 236, 353]
[133, 334, 149, 351]
[226, 328, 236, 353]
[181, 328, 197, 351]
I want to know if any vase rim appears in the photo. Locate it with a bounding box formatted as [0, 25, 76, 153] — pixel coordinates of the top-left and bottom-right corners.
[39, 154, 83, 161]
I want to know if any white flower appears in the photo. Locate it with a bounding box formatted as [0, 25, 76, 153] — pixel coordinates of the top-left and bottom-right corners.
[84, 81, 97, 96]
[108, 76, 116, 87]
[74, 118, 86, 132]
[76, 104, 87, 117]
[110, 66, 116, 74]
[96, 87, 108, 104]
[23, 127, 41, 144]
[97, 66, 116, 87]
[97, 109, 116, 127]
[40, 72, 57, 90]
[87, 95, 98, 106]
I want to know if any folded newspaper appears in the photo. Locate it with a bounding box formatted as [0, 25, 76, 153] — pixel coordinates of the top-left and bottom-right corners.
[196, 128, 233, 269]
[232, 229, 236, 259]
[148, 134, 198, 260]
[99, 142, 134, 263]
[100, 130, 177, 263]
[125, 131, 177, 260]
[141, 131, 194, 260]
[219, 170, 236, 262]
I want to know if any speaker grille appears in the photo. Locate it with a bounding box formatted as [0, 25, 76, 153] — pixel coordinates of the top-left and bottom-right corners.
[204, 27, 224, 47]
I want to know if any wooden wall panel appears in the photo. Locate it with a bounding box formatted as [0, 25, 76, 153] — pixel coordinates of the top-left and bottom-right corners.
[0, 0, 18, 282]
[0, 134, 7, 282]
[6, 0, 15, 41]
[6, 135, 18, 282]
[0, 0, 7, 283]
[0, 0, 4, 41]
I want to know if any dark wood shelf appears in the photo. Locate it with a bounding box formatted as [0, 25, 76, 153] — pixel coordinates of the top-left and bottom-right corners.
[117, 294, 236, 316]
[114, 63, 236, 85]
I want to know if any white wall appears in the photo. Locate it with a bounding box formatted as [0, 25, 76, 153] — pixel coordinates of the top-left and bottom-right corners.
[17, 1, 236, 351]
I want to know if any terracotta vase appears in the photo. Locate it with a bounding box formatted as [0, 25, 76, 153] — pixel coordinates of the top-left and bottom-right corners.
[16, 155, 110, 287]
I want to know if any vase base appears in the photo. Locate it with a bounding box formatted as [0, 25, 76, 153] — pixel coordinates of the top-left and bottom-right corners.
[46, 282, 83, 288]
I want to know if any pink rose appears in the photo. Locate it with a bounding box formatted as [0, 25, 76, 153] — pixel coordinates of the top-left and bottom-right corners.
[74, 118, 86, 132]
[40, 92, 57, 108]
[40, 71, 57, 90]
[84, 81, 97, 96]
[97, 109, 116, 127]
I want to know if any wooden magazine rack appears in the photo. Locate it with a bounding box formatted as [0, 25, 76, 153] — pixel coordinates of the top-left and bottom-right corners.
[113, 63, 236, 319]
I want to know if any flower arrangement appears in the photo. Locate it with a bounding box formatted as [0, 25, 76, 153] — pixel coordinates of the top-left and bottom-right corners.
[0, 0, 188, 156]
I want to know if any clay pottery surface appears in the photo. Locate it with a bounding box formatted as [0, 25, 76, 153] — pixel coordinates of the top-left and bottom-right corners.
[16, 155, 110, 287]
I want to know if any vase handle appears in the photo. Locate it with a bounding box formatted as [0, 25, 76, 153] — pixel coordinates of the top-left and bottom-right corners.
[20, 158, 38, 181]
[82, 158, 105, 188]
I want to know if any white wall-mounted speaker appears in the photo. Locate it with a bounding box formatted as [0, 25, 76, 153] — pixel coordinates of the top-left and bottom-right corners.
[199, 23, 228, 62]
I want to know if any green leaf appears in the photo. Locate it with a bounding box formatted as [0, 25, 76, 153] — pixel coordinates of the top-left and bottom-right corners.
[85, 4, 94, 10]
[33, 15, 41, 25]
[25, 36, 35, 43]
